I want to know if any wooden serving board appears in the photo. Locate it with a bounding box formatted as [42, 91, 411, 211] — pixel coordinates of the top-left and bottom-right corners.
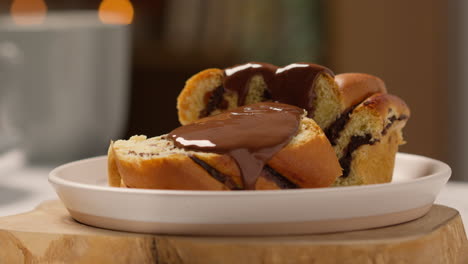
[0, 201, 466, 264]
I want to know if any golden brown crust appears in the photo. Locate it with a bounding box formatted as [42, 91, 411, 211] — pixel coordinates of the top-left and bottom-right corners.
[107, 142, 122, 187]
[269, 133, 342, 188]
[114, 152, 229, 190]
[177, 68, 224, 125]
[356, 93, 410, 120]
[335, 73, 387, 109]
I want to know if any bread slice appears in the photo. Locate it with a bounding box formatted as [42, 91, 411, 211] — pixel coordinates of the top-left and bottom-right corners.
[108, 116, 342, 190]
[177, 65, 344, 130]
[332, 93, 410, 186]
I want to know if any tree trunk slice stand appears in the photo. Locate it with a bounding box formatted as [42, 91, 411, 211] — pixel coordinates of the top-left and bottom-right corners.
[0, 200, 466, 264]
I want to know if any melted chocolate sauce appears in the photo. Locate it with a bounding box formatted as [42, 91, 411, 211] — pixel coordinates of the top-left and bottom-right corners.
[271, 63, 334, 116]
[224, 63, 277, 106]
[223, 62, 334, 117]
[169, 102, 303, 190]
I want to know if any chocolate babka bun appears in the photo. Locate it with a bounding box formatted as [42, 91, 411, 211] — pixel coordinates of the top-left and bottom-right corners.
[177, 62, 344, 130]
[331, 93, 410, 186]
[324, 73, 388, 145]
[108, 103, 342, 190]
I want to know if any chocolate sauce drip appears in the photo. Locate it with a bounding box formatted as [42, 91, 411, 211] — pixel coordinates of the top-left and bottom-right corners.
[190, 156, 297, 190]
[271, 63, 334, 117]
[190, 156, 241, 190]
[222, 62, 334, 118]
[199, 85, 227, 118]
[263, 165, 299, 189]
[382, 114, 409, 135]
[339, 134, 376, 178]
[223, 63, 277, 106]
[169, 102, 303, 190]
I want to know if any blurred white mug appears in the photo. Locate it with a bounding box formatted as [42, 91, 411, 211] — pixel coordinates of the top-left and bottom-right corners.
[0, 11, 131, 164]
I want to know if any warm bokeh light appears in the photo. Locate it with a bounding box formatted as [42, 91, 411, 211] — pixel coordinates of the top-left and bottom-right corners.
[99, 0, 134, 25]
[10, 0, 47, 25]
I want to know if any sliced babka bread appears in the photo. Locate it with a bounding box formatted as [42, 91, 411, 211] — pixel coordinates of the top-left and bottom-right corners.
[109, 103, 342, 190]
[332, 93, 410, 186]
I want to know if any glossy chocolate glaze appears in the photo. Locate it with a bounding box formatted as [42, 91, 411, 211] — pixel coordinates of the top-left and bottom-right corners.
[224, 62, 277, 106]
[272, 63, 334, 117]
[169, 102, 303, 190]
[223, 62, 334, 118]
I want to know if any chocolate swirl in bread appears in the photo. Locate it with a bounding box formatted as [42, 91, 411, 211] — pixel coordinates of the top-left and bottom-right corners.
[332, 93, 410, 185]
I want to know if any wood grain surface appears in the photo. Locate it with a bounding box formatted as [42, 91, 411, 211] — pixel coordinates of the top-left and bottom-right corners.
[0, 201, 466, 264]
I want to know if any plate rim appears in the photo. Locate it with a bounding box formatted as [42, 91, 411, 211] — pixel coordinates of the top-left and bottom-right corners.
[48, 152, 451, 197]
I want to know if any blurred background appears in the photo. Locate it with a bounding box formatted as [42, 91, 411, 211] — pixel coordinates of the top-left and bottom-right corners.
[0, 0, 465, 180]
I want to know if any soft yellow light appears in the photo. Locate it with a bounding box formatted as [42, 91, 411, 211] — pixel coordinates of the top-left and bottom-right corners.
[99, 0, 134, 25]
[10, 0, 47, 25]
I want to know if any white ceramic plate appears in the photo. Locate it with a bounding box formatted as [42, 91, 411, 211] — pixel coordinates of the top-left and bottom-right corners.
[49, 153, 451, 236]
